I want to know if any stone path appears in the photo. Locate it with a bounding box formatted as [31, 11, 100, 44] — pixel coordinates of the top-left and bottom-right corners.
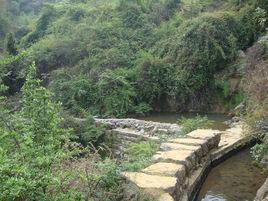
[122, 125, 247, 201]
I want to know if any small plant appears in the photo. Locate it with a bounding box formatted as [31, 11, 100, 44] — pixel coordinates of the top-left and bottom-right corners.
[251, 143, 267, 162]
[177, 115, 212, 136]
[122, 141, 159, 171]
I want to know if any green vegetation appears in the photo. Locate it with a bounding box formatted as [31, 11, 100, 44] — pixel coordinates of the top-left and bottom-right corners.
[178, 115, 212, 136]
[0, 63, 83, 200]
[122, 141, 159, 171]
[0, 0, 268, 200]
[1, 0, 267, 117]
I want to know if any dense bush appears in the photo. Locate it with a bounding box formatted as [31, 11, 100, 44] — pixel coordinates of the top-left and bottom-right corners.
[166, 13, 239, 89]
[238, 6, 267, 49]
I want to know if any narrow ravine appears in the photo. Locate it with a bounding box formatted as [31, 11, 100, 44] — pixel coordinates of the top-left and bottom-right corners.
[197, 149, 266, 201]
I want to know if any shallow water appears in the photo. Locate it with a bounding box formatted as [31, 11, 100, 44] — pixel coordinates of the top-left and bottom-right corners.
[197, 149, 266, 201]
[139, 112, 230, 131]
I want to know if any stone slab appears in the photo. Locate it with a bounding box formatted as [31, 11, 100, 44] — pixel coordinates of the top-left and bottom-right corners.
[160, 143, 204, 158]
[123, 172, 177, 192]
[186, 129, 220, 139]
[168, 138, 207, 146]
[142, 162, 186, 178]
[153, 150, 196, 171]
[186, 129, 222, 150]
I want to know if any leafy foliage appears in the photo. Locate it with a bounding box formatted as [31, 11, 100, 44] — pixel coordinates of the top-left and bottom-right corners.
[1, 0, 267, 117]
[0, 63, 84, 200]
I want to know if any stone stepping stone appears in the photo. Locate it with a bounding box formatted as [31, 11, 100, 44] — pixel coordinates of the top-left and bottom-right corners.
[186, 129, 221, 149]
[169, 138, 210, 154]
[186, 129, 219, 138]
[122, 172, 177, 192]
[160, 143, 204, 158]
[153, 150, 196, 171]
[168, 138, 207, 146]
[142, 162, 186, 178]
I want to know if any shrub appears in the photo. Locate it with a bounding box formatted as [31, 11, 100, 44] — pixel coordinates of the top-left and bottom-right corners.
[5, 33, 17, 55]
[49, 70, 96, 116]
[177, 115, 211, 135]
[0, 63, 84, 200]
[135, 51, 176, 108]
[123, 141, 159, 171]
[22, 5, 58, 46]
[0, 50, 31, 94]
[162, 12, 240, 104]
[96, 68, 137, 117]
[61, 114, 106, 149]
[238, 6, 267, 49]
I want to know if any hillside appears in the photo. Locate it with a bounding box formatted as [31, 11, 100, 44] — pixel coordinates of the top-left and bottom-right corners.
[0, 0, 268, 200]
[0, 0, 266, 117]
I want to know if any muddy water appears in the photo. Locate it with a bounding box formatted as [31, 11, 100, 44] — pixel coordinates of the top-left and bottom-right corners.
[139, 112, 230, 131]
[197, 149, 266, 201]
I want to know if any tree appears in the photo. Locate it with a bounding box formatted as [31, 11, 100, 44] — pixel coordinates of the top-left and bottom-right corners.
[6, 33, 17, 55]
[0, 63, 83, 200]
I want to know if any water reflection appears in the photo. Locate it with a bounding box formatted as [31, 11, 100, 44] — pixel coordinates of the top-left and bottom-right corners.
[139, 112, 230, 131]
[197, 150, 266, 201]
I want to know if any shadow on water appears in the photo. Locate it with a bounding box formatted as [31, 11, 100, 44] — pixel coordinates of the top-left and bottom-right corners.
[197, 149, 266, 201]
[139, 112, 230, 131]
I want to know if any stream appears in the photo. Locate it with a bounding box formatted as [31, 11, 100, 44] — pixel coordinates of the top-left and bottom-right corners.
[197, 149, 266, 201]
[139, 112, 230, 131]
[140, 113, 266, 201]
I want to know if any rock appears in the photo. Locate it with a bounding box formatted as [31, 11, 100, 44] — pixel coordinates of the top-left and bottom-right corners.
[234, 102, 245, 114]
[168, 138, 210, 157]
[186, 129, 220, 139]
[255, 178, 268, 201]
[94, 118, 182, 135]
